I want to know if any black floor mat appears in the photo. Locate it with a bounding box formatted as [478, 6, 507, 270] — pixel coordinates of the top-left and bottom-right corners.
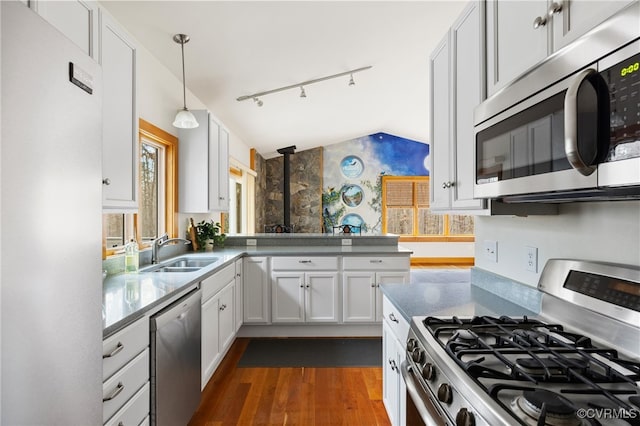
[237, 337, 382, 368]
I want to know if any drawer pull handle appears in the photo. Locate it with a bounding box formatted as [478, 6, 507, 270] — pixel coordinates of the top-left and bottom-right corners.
[389, 313, 399, 323]
[103, 342, 124, 359]
[370, 260, 383, 263]
[298, 260, 312, 264]
[103, 382, 124, 402]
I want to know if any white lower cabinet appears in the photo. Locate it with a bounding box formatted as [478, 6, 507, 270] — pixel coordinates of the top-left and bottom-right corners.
[201, 264, 236, 389]
[102, 316, 149, 425]
[382, 296, 409, 426]
[234, 258, 243, 332]
[271, 271, 339, 323]
[243, 257, 270, 323]
[342, 256, 409, 323]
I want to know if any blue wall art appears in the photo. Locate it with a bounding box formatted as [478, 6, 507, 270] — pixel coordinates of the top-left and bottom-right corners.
[322, 132, 430, 234]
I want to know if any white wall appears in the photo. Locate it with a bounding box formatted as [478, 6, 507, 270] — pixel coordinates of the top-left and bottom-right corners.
[475, 201, 640, 287]
[135, 42, 252, 237]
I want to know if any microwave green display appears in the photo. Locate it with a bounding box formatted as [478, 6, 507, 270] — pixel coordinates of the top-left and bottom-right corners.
[621, 61, 639, 77]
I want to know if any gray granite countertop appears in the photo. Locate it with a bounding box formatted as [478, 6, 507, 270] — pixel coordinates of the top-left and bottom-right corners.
[380, 270, 539, 322]
[103, 245, 412, 338]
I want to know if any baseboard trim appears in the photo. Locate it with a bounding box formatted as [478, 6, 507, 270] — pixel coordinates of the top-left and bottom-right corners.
[237, 324, 382, 338]
[411, 257, 475, 266]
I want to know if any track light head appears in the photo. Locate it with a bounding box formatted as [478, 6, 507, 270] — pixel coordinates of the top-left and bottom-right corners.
[349, 74, 355, 86]
[300, 86, 306, 98]
[253, 97, 263, 107]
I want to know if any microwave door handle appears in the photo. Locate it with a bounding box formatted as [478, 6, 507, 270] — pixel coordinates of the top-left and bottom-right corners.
[564, 68, 599, 176]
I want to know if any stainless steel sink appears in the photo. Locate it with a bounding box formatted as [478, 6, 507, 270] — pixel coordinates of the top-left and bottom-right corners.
[141, 256, 219, 273]
[163, 257, 219, 268]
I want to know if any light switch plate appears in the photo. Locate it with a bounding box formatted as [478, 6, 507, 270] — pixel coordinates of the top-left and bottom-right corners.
[342, 239, 352, 246]
[246, 239, 257, 246]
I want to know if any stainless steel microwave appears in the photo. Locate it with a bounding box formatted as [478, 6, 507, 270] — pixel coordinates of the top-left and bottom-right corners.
[474, 2, 640, 202]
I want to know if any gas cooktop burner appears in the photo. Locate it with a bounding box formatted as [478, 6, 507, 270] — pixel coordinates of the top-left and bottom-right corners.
[511, 389, 581, 426]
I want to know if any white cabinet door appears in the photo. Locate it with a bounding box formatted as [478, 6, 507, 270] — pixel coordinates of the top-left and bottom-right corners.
[218, 283, 235, 352]
[243, 257, 270, 323]
[234, 259, 243, 332]
[179, 111, 229, 212]
[305, 272, 339, 323]
[100, 9, 138, 211]
[201, 294, 220, 388]
[451, 1, 485, 210]
[343, 272, 376, 323]
[382, 321, 400, 426]
[31, 0, 98, 58]
[429, 33, 452, 211]
[271, 272, 305, 323]
[486, 0, 548, 97]
[552, 0, 636, 51]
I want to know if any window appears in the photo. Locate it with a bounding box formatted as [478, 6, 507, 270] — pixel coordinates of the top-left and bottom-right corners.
[381, 176, 474, 242]
[103, 119, 178, 256]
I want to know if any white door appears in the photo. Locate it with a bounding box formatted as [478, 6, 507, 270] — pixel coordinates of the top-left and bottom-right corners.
[305, 272, 339, 323]
[243, 257, 270, 323]
[201, 295, 220, 388]
[271, 272, 305, 323]
[343, 272, 376, 322]
[376, 272, 409, 322]
[382, 321, 399, 426]
[218, 283, 235, 351]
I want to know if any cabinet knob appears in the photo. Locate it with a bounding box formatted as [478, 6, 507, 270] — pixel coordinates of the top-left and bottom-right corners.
[547, 1, 562, 17]
[102, 178, 111, 186]
[442, 181, 455, 188]
[389, 313, 399, 323]
[533, 15, 547, 29]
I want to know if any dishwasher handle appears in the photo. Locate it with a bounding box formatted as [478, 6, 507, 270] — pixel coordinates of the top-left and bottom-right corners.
[151, 289, 201, 331]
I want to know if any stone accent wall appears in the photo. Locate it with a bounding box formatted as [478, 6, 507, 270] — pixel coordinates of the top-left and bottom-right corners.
[254, 152, 267, 233]
[263, 147, 323, 233]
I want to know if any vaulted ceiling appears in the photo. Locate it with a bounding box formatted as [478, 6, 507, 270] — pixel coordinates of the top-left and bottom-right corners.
[101, 1, 467, 158]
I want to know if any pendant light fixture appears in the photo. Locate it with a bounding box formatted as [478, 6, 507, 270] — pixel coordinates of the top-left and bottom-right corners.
[172, 33, 199, 129]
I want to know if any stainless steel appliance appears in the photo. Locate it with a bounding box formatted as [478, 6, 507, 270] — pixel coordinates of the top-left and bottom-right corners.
[151, 289, 202, 426]
[474, 2, 640, 202]
[402, 259, 640, 426]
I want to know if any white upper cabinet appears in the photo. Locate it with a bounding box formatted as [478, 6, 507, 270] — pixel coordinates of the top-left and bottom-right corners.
[486, 0, 636, 96]
[430, 1, 486, 213]
[30, 0, 98, 59]
[179, 110, 230, 213]
[100, 8, 138, 211]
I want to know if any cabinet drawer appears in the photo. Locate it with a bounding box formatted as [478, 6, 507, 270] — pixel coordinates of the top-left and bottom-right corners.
[103, 348, 150, 424]
[104, 381, 149, 426]
[272, 256, 338, 271]
[202, 263, 236, 301]
[103, 316, 149, 381]
[343, 256, 409, 271]
[382, 296, 409, 342]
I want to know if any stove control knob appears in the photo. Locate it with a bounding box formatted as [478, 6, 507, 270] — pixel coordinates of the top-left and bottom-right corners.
[437, 383, 453, 404]
[406, 338, 417, 351]
[421, 363, 436, 381]
[410, 348, 424, 363]
[456, 408, 475, 426]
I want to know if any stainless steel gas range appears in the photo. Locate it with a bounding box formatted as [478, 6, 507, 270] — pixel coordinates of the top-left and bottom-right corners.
[402, 259, 640, 426]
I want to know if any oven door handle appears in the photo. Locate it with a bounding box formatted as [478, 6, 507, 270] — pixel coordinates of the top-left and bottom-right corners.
[401, 361, 447, 426]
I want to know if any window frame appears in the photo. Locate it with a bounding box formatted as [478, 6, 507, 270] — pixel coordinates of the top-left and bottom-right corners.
[102, 119, 178, 257]
[381, 175, 474, 243]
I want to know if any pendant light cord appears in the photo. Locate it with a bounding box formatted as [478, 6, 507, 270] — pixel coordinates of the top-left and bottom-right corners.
[180, 39, 187, 110]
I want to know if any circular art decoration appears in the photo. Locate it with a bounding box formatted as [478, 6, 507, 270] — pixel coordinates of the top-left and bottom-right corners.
[340, 155, 364, 178]
[341, 184, 364, 207]
[341, 213, 364, 229]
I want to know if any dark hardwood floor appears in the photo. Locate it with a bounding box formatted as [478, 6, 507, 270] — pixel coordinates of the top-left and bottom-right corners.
[188, 338, 391, 426]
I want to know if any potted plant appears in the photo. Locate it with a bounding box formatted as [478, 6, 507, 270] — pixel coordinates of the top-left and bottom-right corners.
[193, 220, 226, 250]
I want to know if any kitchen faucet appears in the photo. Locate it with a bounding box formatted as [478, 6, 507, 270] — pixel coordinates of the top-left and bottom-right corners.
[151, 233, 191, 264]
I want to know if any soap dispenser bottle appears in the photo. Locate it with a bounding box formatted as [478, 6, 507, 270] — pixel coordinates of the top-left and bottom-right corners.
[125, 239, 139, 273]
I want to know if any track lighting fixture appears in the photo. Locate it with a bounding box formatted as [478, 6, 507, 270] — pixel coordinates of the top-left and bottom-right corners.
[236, 65, 372, 107]
[172, 33, 199, 129]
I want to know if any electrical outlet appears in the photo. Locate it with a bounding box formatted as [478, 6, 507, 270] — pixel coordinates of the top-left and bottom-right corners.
[246, 239, 257, 246]
[483, 240, 498, 263]
[342, 238, 352, 246]
[525, 246, 538, 272]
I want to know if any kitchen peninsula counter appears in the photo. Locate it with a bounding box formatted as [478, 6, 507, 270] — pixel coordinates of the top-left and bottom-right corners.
[103, 238, 411, 338]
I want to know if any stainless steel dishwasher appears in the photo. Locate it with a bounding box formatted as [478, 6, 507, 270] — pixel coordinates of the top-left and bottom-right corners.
[150, 289, 202, 426]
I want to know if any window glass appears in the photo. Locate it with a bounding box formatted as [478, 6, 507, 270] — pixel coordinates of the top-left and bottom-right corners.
[139, 140, 162, 242]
